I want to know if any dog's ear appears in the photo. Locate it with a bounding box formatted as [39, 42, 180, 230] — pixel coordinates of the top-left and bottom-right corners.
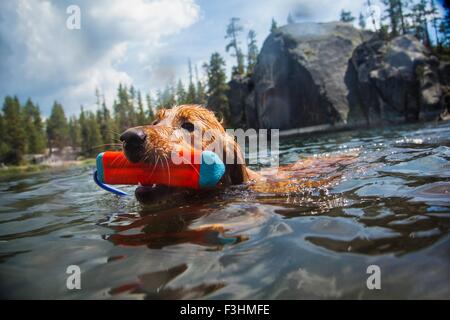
[221, 134, 249, 185]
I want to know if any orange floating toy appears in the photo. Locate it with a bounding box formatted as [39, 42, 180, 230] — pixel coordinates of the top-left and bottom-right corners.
[94, 149, 225, 196]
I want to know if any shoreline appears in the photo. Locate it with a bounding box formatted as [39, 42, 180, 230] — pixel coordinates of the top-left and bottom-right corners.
[277, 117, 449, 139]
[0, 158, 95, 181]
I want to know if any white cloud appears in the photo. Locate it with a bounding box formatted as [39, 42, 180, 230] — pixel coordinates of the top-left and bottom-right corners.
[0, 0, 200, 115]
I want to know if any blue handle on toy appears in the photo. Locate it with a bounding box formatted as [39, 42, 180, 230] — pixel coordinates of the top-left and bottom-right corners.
[93, 170, 129, 196]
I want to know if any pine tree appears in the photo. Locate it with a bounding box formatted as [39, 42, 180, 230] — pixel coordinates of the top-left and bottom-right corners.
[366, 0, 379, 32]
[79, 107, 88, 155]
[398, 0, 407, 34]
[270, 18, 278, 33]
[95, 87, 101, 110]
[1, 96, 27, 164]
[68, 116, 81, 149]
[46, 101, 69, 155]
[95, 89, 112, 145]
[79, 107, 102, 157]
[0, 113, 8, 163]
[156, 89, 164, 110]
[146, 94, 155, 121]
[114, 84, 127, 132]
[176, 79, 187, 104]
[429, 0, 440, 46]
[32, 104, 46, 153]
[359, 12, 367, 29]
[205, 52, 230, 124]
[168, 83, 177, 108]
[158, 83, 176, 109]
[136, 90, 147, 125]
[128, 85, 137, 127]
[114, 84, 136, 132]
[97, 96, 115, 145]
[382, 0, 407, 37]
[340, 10, 356, 23]
[225, 17, 245, 77]
[195, 64, 207, 105]
[86, 111, 102, 156]
[186, 82, 196, 103]
[23, 98, 46, 154]
[22, 99, 35, 154]
[410, 0, 431, 46]
[378, 23, 391, 40]
[246, 29, 258, 75]
[129, 85, 136, 103]
[186, 60, 197, 103]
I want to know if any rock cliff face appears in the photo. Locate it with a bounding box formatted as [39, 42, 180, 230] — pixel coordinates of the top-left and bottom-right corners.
[349, 35, 444, 124]
[228, 22, 447, 130]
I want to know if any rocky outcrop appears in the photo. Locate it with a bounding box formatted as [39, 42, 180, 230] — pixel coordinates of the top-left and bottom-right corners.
[228, 21, 447, 130]
[349, 34, 444, 124]
[235, 22, 372, 129]
[438, 62, 450, 119]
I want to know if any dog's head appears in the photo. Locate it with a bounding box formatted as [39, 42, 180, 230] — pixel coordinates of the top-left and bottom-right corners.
[119, 104, 248, 185]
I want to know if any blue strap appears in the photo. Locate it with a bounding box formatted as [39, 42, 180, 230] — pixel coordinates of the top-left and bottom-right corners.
[93, 170, 129, 196]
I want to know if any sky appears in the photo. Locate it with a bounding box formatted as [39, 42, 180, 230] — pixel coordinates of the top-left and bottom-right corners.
[0, 0, 446, 116]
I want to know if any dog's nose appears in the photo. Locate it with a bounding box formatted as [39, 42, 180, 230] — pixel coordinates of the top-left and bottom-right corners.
[119, 128, 147, 145]
[120, 128, 147, 163]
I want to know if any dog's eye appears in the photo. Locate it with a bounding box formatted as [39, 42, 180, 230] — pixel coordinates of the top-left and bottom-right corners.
[181, 122, 195, 132]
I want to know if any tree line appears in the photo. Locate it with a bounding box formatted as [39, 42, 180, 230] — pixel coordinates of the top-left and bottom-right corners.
[337, 0, 450, 49]
[0, 63, 220, 165]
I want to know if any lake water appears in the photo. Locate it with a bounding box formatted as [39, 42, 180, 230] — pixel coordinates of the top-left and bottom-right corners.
[1, 121, 449, 299]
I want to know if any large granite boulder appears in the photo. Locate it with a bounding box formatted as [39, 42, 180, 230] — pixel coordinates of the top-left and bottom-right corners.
[228, 22, 446, 130]
[250, 22, 371, 129]
[349, 34, 444, 124]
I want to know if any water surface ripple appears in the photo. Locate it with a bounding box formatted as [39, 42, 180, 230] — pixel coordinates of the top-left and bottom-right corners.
[1, 122, 449, 299]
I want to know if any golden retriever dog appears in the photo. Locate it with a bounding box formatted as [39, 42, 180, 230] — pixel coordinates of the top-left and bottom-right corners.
[119, 104, 256, 203]
[115, 104, 356, 247]
[119, 104, 355, 194]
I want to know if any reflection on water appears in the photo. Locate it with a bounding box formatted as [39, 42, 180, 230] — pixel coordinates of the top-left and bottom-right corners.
[0, 121, 449, 299]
